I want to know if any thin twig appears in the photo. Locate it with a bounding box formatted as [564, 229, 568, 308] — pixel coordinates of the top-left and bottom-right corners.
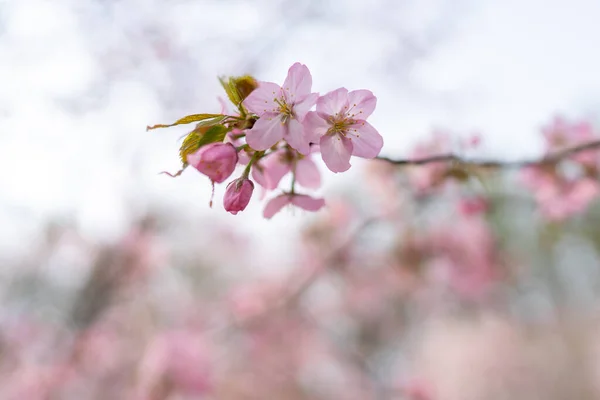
[210, 216, 381, 340]
[376, 139, 600, 168]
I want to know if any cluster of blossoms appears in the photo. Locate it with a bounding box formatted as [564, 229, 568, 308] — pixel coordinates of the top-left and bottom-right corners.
[148, 63, 384, 218]
[520, 116, 600, 220]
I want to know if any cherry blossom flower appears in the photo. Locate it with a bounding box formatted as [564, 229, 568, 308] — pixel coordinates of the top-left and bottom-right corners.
[263, 193, 325, 219]
[243, 63, 319, 154]
[186, 142, 238, 183]
[224, 178, 254, 214]
[252, 147, 321, 190]
[304, 87, 383, 172]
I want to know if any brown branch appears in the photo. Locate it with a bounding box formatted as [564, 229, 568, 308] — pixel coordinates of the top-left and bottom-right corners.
[376, 139, 600, 168]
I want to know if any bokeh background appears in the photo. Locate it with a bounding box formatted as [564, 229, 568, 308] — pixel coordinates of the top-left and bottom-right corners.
[2, 0, 600, 399]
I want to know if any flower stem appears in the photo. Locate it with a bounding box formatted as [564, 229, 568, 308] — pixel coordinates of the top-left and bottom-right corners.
[242, 150, 264, 179]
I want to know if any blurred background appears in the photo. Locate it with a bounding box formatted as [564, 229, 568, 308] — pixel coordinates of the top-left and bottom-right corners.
[2, 0, 600, 399]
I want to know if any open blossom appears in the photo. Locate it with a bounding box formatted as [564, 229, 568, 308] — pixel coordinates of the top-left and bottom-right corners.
[186, 142, 238, 183]
[224, 178, 254, 214]
[252, 147, 321, 190]
[304, 87, 383, 173]
[263, 193, 325, 219]
[243, 63, 319, 155]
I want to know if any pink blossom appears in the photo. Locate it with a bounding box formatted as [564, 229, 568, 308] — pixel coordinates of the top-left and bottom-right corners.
[263, 193, 325, 219]
[428, 215, 499, 300]
[252, 147, 321, 190]
[403, 378, 435, 400]
[186, 142, 238, 183]
[538, 177, 600, 220]
[304, 88, 383, 172]
[225, 128, 252, 164]
[458, 196, 489, 216]
[243, 63, 319, 154]
[223, 178, 254, 214]
[521, 166, 600, 220]
[407, 132, 454, 194]
[136, 331, 212, 397]
[543, 116, 599, 168]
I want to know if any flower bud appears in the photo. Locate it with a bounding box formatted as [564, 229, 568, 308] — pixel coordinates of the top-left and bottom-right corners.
[224, 178, 254, 215]
[187, 143, 238, 183]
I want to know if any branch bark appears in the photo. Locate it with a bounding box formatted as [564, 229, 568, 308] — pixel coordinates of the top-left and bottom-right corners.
[376, 139, 600, 168]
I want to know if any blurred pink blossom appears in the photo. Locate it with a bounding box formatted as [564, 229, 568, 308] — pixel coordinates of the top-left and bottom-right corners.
[252, 147, 321, 190]
[263, 193, 325, 219]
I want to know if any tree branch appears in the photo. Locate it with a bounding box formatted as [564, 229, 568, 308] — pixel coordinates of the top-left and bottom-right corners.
[376, 139, 600, 168]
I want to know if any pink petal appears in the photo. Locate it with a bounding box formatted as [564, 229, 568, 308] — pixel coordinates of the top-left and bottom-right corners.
[282, 63, 312, 99]
[346, 89, 377, 119]
[316, 88, 349, 118]
[346, 120, 384, 158]
[320, 133, 353, 173]
[246, 113, 285, 151]
[567, 178, 600, 211]
[291, 194, 326, 212]
[303, 111, 330, 143]
[263, 194, 292, 219]
[285, 118, 310, 155]
[252, 151, 291, 190]
[293, 93, 319, 121]
[295, 156, 321, 189]
[243, 82, 282, 116]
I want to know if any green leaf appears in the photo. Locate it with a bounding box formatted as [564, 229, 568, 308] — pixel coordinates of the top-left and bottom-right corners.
[193, 115, 227, 129]
[147, 113, 224, 130]
[179, 125, 230, 165]
[231, 75, 257, 102]
[219, 75, 258, 106]
[219, 77, 240, 105]
[197, 125, 229, 147]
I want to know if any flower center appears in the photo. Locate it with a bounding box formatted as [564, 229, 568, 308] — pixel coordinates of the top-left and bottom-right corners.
[327, 116, 355, 137]
[274, 97, 294, 124]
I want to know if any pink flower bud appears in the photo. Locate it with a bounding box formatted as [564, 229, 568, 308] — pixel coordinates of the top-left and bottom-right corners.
[224, 178, 254, 215]
[186, 143, 238, 183]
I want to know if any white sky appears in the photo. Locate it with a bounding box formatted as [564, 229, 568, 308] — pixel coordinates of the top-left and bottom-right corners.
[1, 0, 600, 269]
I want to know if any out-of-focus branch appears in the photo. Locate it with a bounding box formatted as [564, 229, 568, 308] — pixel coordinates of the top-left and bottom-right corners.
[376, 139, 600, 168]
[218, 216, 381, 336]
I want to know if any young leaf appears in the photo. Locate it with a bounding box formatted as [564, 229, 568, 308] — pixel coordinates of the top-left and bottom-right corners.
[179, 125, 230, 165]
[192, 115, 227, 129]
[197, 125, 229, 148]
[219, 75, 258, 106]
[147, 113, 224, 131]
[179, 132, 203, 165]
[219, 77, 240, 106]
[232, 75, 258, 102]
